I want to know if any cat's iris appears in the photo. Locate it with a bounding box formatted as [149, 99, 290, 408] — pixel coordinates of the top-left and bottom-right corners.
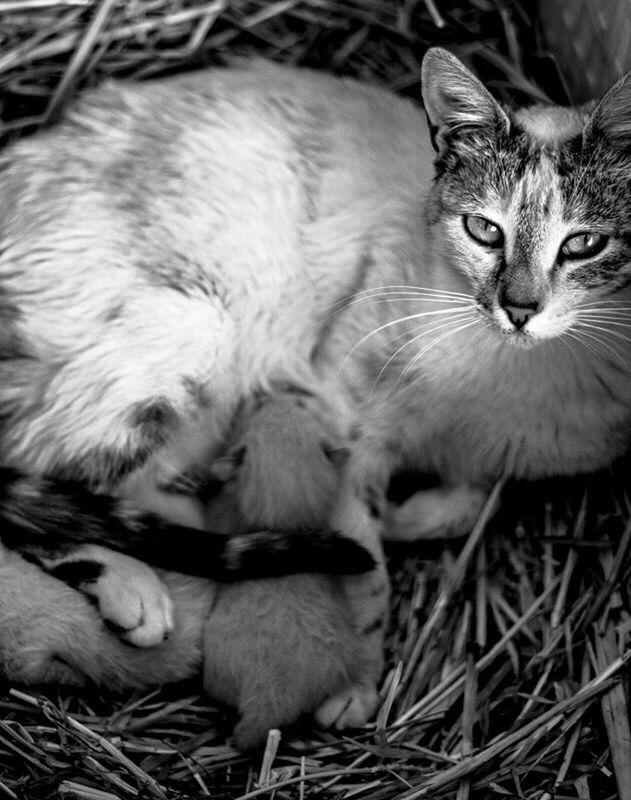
[463, 215, 503, 248]
[560, 232, 608, 260]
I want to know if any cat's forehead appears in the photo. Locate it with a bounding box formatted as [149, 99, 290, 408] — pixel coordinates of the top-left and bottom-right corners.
[511, 105, 587, 147]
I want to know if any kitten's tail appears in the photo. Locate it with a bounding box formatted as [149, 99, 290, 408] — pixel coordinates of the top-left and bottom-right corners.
[0, 468, 374, 579]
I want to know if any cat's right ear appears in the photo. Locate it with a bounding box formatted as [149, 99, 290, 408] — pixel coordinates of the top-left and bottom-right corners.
[421, 48, 509, 153]
[583, 71, 631, 150]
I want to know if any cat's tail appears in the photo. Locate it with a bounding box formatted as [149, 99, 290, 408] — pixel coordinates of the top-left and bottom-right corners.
[0, 468, 374, 579]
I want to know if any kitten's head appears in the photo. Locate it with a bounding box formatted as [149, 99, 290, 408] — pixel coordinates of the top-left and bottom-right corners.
[421, 48, 631, 348]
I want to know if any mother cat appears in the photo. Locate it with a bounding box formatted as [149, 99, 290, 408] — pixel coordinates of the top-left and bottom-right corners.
[2, 48, 631, 739]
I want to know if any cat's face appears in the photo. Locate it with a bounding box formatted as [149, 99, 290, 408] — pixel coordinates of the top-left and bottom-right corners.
[422, 49, 631, 350]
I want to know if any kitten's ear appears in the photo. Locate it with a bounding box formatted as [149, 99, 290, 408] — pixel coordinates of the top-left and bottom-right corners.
[421, 47, 509, 153]
[584, 71, 631, 149]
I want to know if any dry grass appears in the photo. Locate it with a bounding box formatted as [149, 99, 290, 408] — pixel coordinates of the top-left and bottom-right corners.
[0, 2, 628, 799]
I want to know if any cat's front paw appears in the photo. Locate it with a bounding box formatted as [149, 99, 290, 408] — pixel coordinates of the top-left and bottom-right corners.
[314, 681, 379, 730]
[47, 545, 174, 647]
[384, 485, 487, 541]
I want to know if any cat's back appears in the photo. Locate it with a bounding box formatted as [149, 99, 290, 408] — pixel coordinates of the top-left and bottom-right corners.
[4, 60, 429, 211]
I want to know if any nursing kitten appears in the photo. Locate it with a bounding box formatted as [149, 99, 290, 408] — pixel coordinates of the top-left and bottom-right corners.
[2, 47, 631, 735]
[1, 390, 367, 747]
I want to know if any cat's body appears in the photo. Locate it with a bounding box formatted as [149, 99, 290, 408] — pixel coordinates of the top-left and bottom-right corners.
[2, 49, 631, 743]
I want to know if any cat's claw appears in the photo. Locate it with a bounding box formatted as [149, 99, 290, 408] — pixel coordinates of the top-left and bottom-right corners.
[314, 682, 379, 730]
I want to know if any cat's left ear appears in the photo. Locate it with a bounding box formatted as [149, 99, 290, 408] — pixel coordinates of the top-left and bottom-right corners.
[584, 71, 631, 149]
[421, 48, 510, 153]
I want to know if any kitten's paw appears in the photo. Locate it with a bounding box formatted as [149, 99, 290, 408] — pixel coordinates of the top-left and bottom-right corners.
[384, 485, 487, 540]
[48, 546, 174, 647]
[314, 682, 379, 730]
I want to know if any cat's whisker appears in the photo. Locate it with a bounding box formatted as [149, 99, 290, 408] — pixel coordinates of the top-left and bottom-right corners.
[385, 309, 475, 346]
[575, 309, 631, 320]
[370, 312, 476, 392]
[575, 315, 631, 328]
[400, 317, 480, 380]
[401, 318, 479, 378]
[344, 284, 473, 299]
[570, 326, 628, 365]
[562, 328, 597, 354]
[557, 330, 582, 361]
[323, 285, 474, 314]
[324, 292, 472, 316]
[338, 305, 477, 372]
[573, 321, 631, 345]
[369, 295, 474, 307]
[321, 291, 474, 327]
[576, 299, 631, 311]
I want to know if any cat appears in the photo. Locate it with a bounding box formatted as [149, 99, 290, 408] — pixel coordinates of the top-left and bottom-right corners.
[2, 46, 631, 740]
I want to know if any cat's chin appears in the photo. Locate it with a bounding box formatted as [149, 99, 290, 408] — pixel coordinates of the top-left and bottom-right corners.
[501, 331, 540, 350]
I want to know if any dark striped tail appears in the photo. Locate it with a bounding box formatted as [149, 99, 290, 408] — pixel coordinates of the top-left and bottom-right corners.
[0, 468, 374, 579]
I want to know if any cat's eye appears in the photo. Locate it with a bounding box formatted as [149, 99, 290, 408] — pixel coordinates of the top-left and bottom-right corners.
[463, 215, 504, 248]
[560, 231, 608, 260]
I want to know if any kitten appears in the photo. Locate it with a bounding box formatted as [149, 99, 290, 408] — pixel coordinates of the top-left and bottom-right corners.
[1, 390, 369, 747]
[2, 47, 631, 736]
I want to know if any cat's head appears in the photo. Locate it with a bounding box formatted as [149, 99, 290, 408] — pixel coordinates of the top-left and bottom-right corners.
[421, 47, 631, 349]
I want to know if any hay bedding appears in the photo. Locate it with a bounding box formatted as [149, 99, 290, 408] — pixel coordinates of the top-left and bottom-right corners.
[0, 2, 628, 798]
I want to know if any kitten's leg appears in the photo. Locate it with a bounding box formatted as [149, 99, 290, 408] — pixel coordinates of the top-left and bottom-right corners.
[316, 441, 392, 729]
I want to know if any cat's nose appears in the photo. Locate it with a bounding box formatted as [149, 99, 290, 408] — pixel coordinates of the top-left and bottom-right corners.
[502, 302, 538, 330]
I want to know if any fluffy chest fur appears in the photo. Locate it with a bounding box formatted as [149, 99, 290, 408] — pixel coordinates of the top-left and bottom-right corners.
[395, 330, 631, 482]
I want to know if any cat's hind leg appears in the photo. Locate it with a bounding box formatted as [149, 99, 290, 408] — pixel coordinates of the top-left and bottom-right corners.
[34, 545, 176, 648]
[4, 287, 238, 646]
[0, 546, 212, 689]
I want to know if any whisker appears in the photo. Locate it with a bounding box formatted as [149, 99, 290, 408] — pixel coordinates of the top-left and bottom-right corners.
[577, 299, 631, 311]
[570, 326, 627, 364]
[384, 310, 476, 347]
[324, 285, 473, 314]
[562, 329, 601, 361]
[573, 321, 631, 345]
[401, 319, 480, 379]
[338, 305, 477, 371]
[343, 284, 473, 299]
[557, 330, 580, 360]
[368, 295, 474, 306]
[575, 313, 631, 324]
[370, 312, 476, 391]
